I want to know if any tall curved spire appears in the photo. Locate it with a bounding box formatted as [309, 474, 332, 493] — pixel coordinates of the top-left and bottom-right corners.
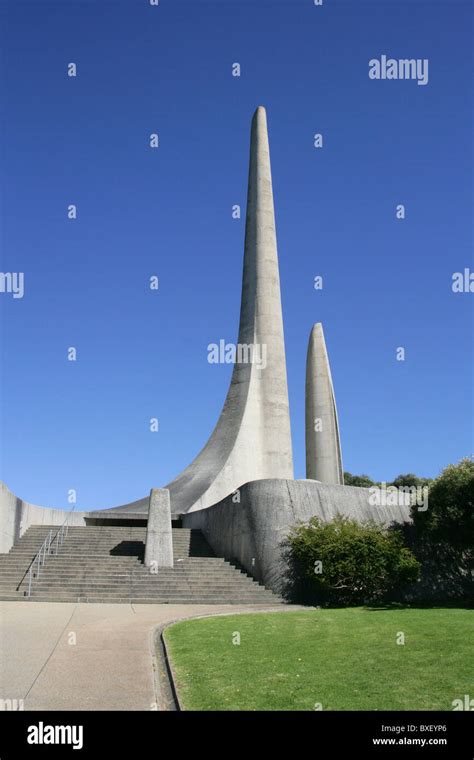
[100, 106, 293, 517]
[163, 105, 294, 513]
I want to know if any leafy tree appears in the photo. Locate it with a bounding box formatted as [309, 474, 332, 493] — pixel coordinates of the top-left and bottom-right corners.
[288, 515, 420, 606]
[343, 472, 375, 488]
[413, 458, 474, 555]
[391, 473, 429, 489]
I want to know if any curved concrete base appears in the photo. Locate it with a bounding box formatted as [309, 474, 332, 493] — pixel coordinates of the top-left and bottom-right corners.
[182, 479, 412, 594]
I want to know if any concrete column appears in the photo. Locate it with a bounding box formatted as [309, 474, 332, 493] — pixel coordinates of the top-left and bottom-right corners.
[144, 488, 173, 568]
[305, 323, 344, 484]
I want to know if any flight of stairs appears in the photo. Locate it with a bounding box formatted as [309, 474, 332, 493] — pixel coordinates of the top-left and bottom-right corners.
[0, 525, 283, 605]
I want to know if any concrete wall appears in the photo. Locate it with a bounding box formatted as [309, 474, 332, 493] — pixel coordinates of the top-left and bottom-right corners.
[183, 478, 412, 594]
[0, 481, 87, 553]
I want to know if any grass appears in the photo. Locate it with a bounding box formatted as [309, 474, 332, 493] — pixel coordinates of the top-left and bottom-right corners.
[163, 607, 473, 710]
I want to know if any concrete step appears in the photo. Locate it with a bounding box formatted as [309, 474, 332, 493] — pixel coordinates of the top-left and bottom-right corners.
[5, 543, 216, 553]
[13, 579, 266, 590]
[13, 532, 174, 536]
[0, 525, 282, 605]
[1, 593, 275, 603]
[0, 564, 219, 572]
[24, 587, 278, 597]
[3, 585, 278, 597]
[0, 569, 236, 580]
[14, 539, 204, 544]
[3, 568, 256, 579]
[10, 571, 262, 583]
[0, 557, 226, 566]
[1, 579, 256, 591]
[0, 594, 282, 605]
[19, 531, 190, 536]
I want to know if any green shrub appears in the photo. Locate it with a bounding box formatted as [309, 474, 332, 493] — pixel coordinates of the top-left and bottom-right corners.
[413, 458, 474, 556]
[288, 515, 420, 606]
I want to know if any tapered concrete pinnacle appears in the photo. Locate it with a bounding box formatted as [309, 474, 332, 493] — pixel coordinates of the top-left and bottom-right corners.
[305, 323, 344, 484]
[95, 107, 293, 516]
[164, 104, 294, 513]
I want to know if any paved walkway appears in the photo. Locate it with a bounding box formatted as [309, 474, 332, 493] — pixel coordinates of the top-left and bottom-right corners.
[0, 602, 288, 710]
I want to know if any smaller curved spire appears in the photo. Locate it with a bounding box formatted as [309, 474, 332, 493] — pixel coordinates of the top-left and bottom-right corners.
[305, 323, 344, 484]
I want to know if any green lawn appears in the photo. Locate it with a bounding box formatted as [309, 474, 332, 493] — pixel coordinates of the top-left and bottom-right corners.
[163, 608, 473, 710]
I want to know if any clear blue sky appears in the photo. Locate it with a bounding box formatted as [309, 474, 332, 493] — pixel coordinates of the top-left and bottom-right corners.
[0, 0, 472, 510]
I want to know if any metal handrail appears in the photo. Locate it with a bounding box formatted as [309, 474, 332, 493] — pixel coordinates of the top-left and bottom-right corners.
[19, 513, 72, 597]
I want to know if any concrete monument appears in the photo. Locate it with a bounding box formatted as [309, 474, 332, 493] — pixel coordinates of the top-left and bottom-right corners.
[0, 107, 412, 600]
